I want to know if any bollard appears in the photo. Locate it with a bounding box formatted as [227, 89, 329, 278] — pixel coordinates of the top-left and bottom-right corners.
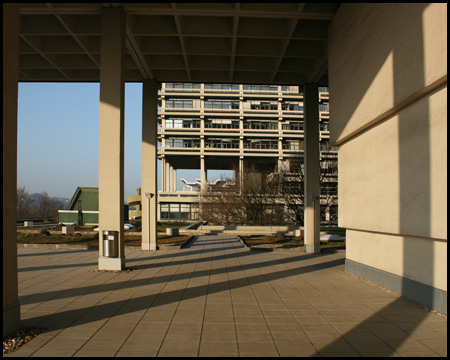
[102, 231, 118, 257]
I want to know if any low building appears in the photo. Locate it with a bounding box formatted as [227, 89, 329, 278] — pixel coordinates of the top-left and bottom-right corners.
[58, 187, 128, 225]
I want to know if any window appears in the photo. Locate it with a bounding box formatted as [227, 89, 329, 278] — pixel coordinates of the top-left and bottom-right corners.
[319, 103, 329, 112]
[205, 84, 239, 90]
[282, 102, 303, 111]
[165, 99, 193, 108]
[204, 100, 239, 109]
[161, 203, 169, 219]
[166, 82, 200, 89]
[250, 101, 277, 110]
[243, 85, 278, 91]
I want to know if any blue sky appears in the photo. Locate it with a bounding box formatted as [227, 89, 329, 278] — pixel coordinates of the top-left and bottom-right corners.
[17, 82, 229, 200]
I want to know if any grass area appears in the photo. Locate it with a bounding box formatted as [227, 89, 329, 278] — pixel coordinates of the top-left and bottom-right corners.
[240, 233, 345, 250]
[242, 234, 304, 247]
[17, 232, 190, 247]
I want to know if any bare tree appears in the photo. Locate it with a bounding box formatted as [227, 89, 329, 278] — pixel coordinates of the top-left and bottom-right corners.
[200, 156, 338, 226]
[272, 155, 338, 226]
[270, 157, 305, 225]
[35, 191, 65, 220]
[17, 186, 35, 217]
[199, 164, 284, 226]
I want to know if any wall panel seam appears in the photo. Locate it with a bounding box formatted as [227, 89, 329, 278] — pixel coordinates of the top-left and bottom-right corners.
[332, 74, 447, 147]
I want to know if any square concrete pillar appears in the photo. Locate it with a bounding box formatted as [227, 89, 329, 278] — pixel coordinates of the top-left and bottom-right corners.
[142, 80, 158, 251]
[172, 167, 177, 192]
[201, 156, 206, 192]
[62, 225, 74, 235]
[161, 158, 166, 192]
[165, 161, 171, 192]
[304, 83, 321, 253]
[24, 221, 34, 228]
[3, 3, 21, 336]
[98, 7, 126, 270]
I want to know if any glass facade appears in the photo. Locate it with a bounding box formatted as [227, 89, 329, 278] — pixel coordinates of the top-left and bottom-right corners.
[160, 203, 199, 220]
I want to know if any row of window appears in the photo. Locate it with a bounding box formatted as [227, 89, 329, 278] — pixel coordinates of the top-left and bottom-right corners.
[160, 203, 199, 220]
[205, 84, 240, 90]
[165, 83, 201, 89]
[164, 139, 306, 150]
[164, 119, 329, 131]
[164, 99, 310, 111]
[164, 121, 329, 131]
[163, 83, 303, 92]
[204, 100, 240, 109]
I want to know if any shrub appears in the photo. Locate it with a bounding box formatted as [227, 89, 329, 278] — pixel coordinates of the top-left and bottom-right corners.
[40, 229, 50, 236]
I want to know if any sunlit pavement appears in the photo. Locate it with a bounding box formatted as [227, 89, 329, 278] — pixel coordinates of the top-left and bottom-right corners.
[7, 235, 447, 357]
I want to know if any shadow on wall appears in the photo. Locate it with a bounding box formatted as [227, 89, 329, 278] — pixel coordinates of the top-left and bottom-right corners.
[322, 2, 446, 356]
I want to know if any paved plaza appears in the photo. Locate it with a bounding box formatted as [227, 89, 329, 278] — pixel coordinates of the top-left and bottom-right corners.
[6, 235, 447, 357]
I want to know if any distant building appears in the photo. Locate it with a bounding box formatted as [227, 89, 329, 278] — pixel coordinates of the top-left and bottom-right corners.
[58, 187, 128, 225]
[157, 82, 338, 223]
[127, 188, 142, 220]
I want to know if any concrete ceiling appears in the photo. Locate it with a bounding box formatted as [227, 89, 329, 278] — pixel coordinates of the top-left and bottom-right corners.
[18, 3, 340, 85]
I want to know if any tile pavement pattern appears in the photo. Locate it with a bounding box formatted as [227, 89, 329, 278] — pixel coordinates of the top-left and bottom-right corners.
[6, 235, 447, 357]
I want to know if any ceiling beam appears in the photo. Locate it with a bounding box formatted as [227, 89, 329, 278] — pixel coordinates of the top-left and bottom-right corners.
[308, 57, 328, 84]
[45, 3, 100, 69]
[172, 3, 191, 81]
[270, 4, 305, 83]
[229, 4, 240, 82]
[18, 70, 31, 80]
[125, 18, 154, 80]
[19, 35, 70, 80]
[20, 7, 335, 21]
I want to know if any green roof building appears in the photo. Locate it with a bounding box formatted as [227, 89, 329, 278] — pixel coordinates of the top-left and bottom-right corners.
[59, 187, 128, 225]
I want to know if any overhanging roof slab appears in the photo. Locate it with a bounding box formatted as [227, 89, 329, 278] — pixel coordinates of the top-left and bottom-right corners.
[17, 3, 340, 85]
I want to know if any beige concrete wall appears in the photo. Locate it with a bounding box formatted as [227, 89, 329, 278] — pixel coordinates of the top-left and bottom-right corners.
[346, 230, 447, 291]
[328, 3, 447, 294]
[329, 3, 447, 145]
[338, 89, 447, 239]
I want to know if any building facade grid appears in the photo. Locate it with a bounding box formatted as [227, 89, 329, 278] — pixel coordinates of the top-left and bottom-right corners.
[157, 82, 337, 224]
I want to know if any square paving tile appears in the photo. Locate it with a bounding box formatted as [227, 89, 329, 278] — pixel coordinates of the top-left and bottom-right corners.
[237, 331, 274, 343]
[199, 341, 239, 357]
[115, 350, 158, 357]
[73, 349, 120, 357]
[235, 323, 270, 333]
[30, 348, 78, 357]
[10, 244, 447, 358]
[238, 341, 279, 356]
[80, 337, 126, 352]
[39, 336, 88, 350]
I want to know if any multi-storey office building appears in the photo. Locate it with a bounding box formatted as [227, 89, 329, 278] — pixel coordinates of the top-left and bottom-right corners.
[157, 82, 338, 224]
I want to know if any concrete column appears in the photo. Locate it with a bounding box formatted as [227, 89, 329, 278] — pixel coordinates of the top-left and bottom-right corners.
[304, 83, 321, 253]
[168, 165, 172, 192]
[142, 80, 158, 251]
[172, 168, 177, 192]
[161, 158, 166, 191]
[3, 3, 21, 336]
[239, 157, 244, 193]
[201, 156, 206, 192]
[170, 165, 175, 192]
[98, 7, 126, 270]
[165, 161, 171, 192]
